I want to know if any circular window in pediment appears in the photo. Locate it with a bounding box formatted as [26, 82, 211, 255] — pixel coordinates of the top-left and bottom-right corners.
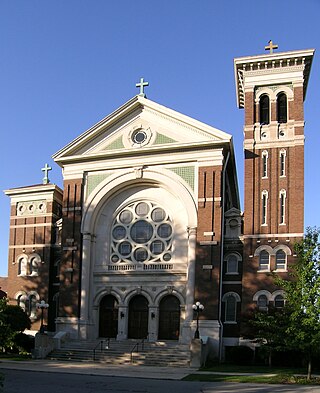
[128, 126, 153, 148]
[132, 130, 147, 144]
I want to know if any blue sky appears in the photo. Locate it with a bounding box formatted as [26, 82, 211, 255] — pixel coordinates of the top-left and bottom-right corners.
[1, 0, 319, 276]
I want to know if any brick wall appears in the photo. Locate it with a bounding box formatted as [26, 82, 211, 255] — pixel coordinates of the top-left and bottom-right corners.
[59, 179, 83, 317]
[195, 165, 223, 320]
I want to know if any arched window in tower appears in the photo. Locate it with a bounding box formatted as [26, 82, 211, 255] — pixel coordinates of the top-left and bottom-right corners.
[257, 294, 268, 311]
[259, 250, 270, 271]
[279, 189, 286, 225]
[277, 92, 287, 123]
[275, 250, 286, 270]
[28, 293, 38, 319]
[226, 254, 238, 274]
[262, 150, 268, 178]
[280, 149, 286, 177]
[222, 292, 240, 323]
[274, 294, 285, 308]
[17, 293, 27, 312]
[18, 256, 27, 276]
[259, 94, 270, 124]
[261, 190, 268, 225]
[29, 254, 40, 276]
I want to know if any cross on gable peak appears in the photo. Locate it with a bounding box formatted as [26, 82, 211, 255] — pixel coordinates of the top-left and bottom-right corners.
[136, 77, 149, 98]
[265, 40, 278, 54]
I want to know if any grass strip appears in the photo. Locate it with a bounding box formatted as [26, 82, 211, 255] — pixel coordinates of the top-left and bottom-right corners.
[183, 373, 320, 385]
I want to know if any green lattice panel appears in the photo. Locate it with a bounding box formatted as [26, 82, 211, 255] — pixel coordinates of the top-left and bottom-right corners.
[169, 166, 195, 191]
[102, 136, 125, 151]
[154, 133, 177, 145]
[87, 173, 113, 197]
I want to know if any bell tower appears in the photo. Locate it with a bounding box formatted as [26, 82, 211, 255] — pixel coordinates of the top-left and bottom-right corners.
[234, 44, 314, 313]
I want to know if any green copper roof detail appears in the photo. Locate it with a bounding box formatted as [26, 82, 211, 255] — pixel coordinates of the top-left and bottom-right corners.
[154, 133, 177, 145]
[87, 173, 113, 197]
[103, 136, 125, 151]
[169, 166, 195, 191]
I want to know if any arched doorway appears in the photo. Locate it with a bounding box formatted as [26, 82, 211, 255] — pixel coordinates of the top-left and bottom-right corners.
[99, 295, 119, 338]
[128, 295, 148, 339]
[158, 295, 180, 340]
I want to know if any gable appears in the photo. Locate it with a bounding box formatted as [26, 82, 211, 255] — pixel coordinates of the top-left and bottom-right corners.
[53, 95, 232, 164]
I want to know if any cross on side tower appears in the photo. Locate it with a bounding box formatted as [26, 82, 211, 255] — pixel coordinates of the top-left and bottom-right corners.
[265, 40, 278, 54]
[41, 163, 52, 184]
[136, 77, 149, 98]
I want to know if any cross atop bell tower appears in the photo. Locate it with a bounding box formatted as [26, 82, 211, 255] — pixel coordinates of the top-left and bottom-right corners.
[265, 40, 278, 54]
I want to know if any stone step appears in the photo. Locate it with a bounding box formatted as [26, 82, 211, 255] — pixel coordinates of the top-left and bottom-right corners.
[49, 339, 190, 367]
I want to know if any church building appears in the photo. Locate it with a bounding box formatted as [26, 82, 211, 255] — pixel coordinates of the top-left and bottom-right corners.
[3, 44, 315, 358]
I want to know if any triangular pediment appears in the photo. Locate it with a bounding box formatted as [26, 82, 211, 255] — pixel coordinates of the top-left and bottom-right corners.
[53, 95, 231, 164]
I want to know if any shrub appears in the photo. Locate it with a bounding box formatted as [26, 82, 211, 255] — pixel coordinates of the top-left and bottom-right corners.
[226, 345, 254, 365]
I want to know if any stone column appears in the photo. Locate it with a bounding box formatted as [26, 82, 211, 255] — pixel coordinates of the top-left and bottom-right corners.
[79, 232, 92, 339]
[148, 306, 158, 342]
[182, 226, 197, 342]
[117, 306, 127, 340]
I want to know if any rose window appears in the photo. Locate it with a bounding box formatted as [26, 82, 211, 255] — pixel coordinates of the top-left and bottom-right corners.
[111, 201, 173, 264]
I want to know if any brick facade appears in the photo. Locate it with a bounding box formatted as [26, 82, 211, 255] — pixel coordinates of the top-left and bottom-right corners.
[59, 179, 83, 317]
[1, 46, 314, 355]
[4, 184, 63, 330]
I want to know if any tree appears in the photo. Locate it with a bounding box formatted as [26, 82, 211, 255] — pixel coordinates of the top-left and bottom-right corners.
[246, 306, 290, 367]
[244, 228, 320, 377]
[277, 227, 320, 380]
[0, 298, 31, 353]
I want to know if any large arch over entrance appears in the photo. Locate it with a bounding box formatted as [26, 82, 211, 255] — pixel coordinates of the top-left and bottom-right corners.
[158, 295, 180, 340]
[99, 295, 119, 338]
[79, 168, 198, 341]
[128, 295, 149, 339]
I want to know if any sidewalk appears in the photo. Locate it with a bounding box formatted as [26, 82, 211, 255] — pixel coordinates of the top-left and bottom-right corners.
[1, 359, 313, 381]
[0, 359, 194, 380]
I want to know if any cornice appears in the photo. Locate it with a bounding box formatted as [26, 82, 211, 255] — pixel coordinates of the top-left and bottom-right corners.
[234, 48, 315, 108]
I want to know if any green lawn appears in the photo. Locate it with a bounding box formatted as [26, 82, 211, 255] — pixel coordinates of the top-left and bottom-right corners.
[201, 363, 306, 374]
[184, 364, 320, 385]
[183, 373, 320, 384]
[0, 353, 31, 361]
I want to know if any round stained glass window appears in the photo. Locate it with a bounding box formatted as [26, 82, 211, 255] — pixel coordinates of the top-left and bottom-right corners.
[157, 223, 172, 238]
[151, 207, 166, 222]
[110, 201, 173, 264]
[163, 253, 172, 261]
[150, 240, 164, 255]
[119, 241, 132, 256]
[135, 202, 149, 216]
[131, 220, 153, 243]
[112, 226, 126, 240]
[111, 254, 120, 263]
[134, 247, 149, 262]
[119, 210, 133, 224]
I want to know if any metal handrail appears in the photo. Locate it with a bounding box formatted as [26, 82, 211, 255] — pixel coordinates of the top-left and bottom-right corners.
[130, 335, 148, 363]
[93, 338, 110, 361]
